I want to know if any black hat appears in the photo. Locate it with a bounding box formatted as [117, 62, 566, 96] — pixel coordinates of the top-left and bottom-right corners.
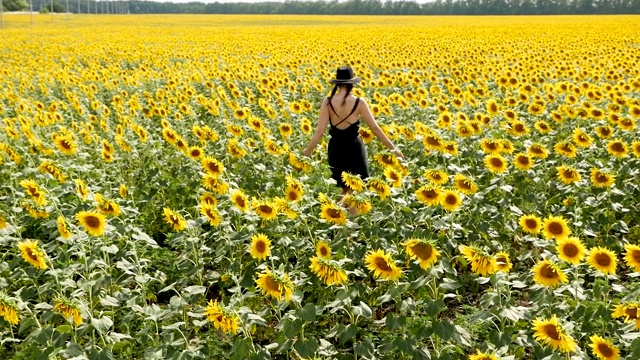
[329, 66, 362, 85]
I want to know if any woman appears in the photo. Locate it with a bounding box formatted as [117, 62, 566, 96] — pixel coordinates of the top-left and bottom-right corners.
[303, 66, 404, 208]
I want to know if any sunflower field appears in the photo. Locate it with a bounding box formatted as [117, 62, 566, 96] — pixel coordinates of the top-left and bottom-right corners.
[1, 13, 640, 360]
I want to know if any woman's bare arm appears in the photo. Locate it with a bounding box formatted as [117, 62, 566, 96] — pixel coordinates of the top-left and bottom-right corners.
[303, 98, 330, 157]
[359, 99, 404, 158]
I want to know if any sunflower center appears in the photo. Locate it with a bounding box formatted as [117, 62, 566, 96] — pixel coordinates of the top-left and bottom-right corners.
[525, 219, 538, 229]
[422, 189, 438, 200]
[410, 243, 433, 261]
[445, 194, 458, 205]
[597, 343, 614, 357]
[490, 158, 503, 167]
[84, 215, 101, 229]
[595, 253, 611, 267]
[548, 222, 564, 235]
[258, 205, 273, 214]
[457, 180, 471, 190]
[319, 247, 329, 257]
[382, 155, 394, 165]
[255, 240, 266, 253]
[517, 156, 530, 165]
[625, 307, 638, 319]
[611, 142, 624, 152]
[596, 173, 608, 183]
[540, 264, 559, 279]
[515, 123, 524, 132]
[264, 276, 281, 293]
[426, 136, 441, 147]
[486, 142, 498, 151]
[61, 140, 72, 150]
[631, 250, 640, 263]
[326, 208, 342, 219]
[531, 146, 543, 154]
[430, 173, 442, 181]
[287, 191, 298, 201]
[191, 149, 201, 157]
[563, 244, 578, 257]
[374, 257, 392, 272]
[563, 169, 576, 179]
[235, 196, 246, 208]
[26, 248, 38, 261]
[542, 324, 561, 341]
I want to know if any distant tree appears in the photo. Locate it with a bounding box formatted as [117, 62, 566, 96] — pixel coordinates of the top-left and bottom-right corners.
[3, 0, 29, 11]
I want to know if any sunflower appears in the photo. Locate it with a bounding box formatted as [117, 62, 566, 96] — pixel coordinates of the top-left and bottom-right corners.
[343, 194, 372, 215]
[480, 138, 502, 154]
[57, 216, 72, 239]
[606, 139, 628, 158]
[513, 153, 534, 171]
[0, 295, 19, 325]
[375, 152, 398, 168]
[453, 174, 478, 195]
[531, 315, 577, 353]
[440, 189, 462, 211]
[624, 244, 640, 272]
[250, 233, 271, 260]
[98, 200, 121, 217]
[443, 141, 458, 156]
[200, 203, 221, 226]
[18, 239, 48, 269]
[612, 303, 640, 330]
[248, 117, 264, 132]
[367, 177, 391, 200]
[528, 143, 549, 158]
[253, 200, 278, 221]
[532, 259, 568, 288]
[542, 215, 571, 241]
[484, 154, 508, 174]
[202, 157, 224, 177]
[554, 141, 578, 158]
[587, 247, 617, 275]
[0, 215, 6, 230]
[317, 192, 331, 205]
[459, 245, 496, 277]
[422, 133, 444, 152]
[320, 203, 347, 225]
[309, 256, 348, 285]
[119, 184, 128, 198]
[75, 179, 89, 200]
[632, 141, 640, 158]
[53, 297, 83, 326]
[365, 249, 402, 281]
[384, 167, 403, 188]
[534, 120, 552, 134]
[519, 214, 542, 234]
[161, 128, 178, 144]
[556, 165, 581, 185]
[204, 300, 240, 334]
[230, 190, 248, 212]
[54, 135, 76, 155]
[415, 185, 441, 207]
[316, 241, 332, 259]
[595, 125, 614, 139]
[468, 350, 497, 360]
[187, 146, 204, 160]
[75, 211, 106, 236]
[162, 207, 186, 232]
[590, 168, 615, 188]
[495, 252, 512, 272]
[404, 239, 439, 270]
[589, 335, 620, 360]
[19, 179, 48, 207]
[203, 174, 229, 195]
[556, 237, 586, 265]
[424, 169, 449, 185]
[359, 128, 374, 143]
[342, 172, 365, 192]
[572, 128, 593, 148]
[255, 268, 294, 302]
[499, 139, 514, 154]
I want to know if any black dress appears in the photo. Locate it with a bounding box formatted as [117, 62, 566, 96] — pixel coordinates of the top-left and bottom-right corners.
[327, 97, 370, 188]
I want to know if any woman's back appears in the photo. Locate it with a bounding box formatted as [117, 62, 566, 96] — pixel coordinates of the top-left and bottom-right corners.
[327, 95, 360, 130]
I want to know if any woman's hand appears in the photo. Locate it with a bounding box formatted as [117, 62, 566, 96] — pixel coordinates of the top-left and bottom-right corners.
[392, 148, 404, 159]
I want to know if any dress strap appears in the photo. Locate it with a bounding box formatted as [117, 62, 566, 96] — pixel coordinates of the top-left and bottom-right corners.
[330, 97, 360, 127]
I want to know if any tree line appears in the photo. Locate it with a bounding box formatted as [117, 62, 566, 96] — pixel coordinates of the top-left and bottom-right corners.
[4, 0, 640, 15]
